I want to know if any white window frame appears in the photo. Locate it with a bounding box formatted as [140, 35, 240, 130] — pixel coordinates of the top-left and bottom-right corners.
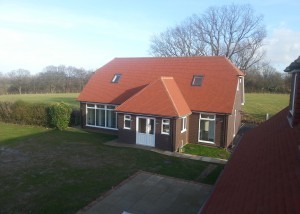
[124, 115, 131, 130]
[86, 103, 118, 130]
[198, 113, 216, 144]
[291, 73, 297, 115]
[181, 116, 187, 133]
[161, 119, 170, 135]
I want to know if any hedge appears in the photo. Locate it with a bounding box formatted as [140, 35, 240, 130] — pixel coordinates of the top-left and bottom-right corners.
[0, 100, 80, 129]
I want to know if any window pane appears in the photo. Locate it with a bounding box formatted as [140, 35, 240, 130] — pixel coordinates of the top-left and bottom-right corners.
[107, 105, 115, 109]
[148, 119, 154, 135]
[97, 104, 105, 109]
[87, 104, 95, 108]
[112, 74, 122, 83]
[162, 119, 170, 125]
[124, 120, 131, 129]
[201, 114, 214, 119]
[162, 124, 170, 134]
[96, 109, 101, 126]
[138, 118, 146, 133]
[124, 115, 131, 129]
[87, 108, 95, 125]
[107, 110, 116, 128]
[192, 76, 203, 86]
[200, 120, 215, 142]
[100, 109, 105, 126]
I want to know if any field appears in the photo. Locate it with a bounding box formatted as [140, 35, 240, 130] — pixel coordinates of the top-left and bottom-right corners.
[0, 123, 223, 213]
[242, 93, 289, 122]
[0, 93, 79, 109]
[0, 92, 290, 124]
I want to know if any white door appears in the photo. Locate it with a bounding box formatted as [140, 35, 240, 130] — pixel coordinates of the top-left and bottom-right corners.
[136, 117, 155, 147]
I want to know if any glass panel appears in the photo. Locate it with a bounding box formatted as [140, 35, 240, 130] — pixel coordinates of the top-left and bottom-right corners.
[97, 104, 105, 109]
[138, 118, 146, 133]
[100, 109, 105, 126]
[124, 120, 131, 129]
[87, 104, 95, 108]
[162, 119, 170, 125]
[96, 109, 101, 126]
[107, 110, 116, 128]
[192, 76, 203, 86]
[200, 120, 215, 142]
[149, 119, 154, 135]
[162, 124, 170, 134]
[87, 108, 95, 125]
[107, 105, 115, 109]
[201, 114, 214, 119]
[112, 74, 121, 83]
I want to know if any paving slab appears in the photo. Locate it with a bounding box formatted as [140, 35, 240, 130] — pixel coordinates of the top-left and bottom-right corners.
[78, 171, 212, 214]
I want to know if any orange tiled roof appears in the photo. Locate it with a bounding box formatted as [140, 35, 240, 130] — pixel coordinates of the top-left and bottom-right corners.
[116, 77, 191, 117]
[201, 107, 300, 213]
[77, 57, 243, 114]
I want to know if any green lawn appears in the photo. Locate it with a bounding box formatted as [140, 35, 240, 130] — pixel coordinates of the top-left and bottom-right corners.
[0, 122, 223, 213]
[0, 93, 79, 109]
[183, 144, 230, 160]
[242, 93, 289, 122]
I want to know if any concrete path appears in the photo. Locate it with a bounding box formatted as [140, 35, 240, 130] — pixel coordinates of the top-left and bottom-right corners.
[104, 140, 227, 164]
[78, 171, 212, 214]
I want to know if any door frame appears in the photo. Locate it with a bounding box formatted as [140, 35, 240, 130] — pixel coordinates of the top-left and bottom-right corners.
[136, 116, 156, 147]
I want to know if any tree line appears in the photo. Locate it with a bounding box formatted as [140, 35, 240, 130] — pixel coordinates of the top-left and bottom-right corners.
[0, 65, 93, 95]
[245, 64, 291, 93]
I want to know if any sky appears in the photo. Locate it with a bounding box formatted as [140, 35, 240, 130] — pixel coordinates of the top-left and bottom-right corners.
[0, 0, 299, 74]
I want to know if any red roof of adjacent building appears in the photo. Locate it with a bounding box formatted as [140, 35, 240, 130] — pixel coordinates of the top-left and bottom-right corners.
[77, 57, 244, 114]
[201, 107, 300, 214]
[116, 77, 191, 117]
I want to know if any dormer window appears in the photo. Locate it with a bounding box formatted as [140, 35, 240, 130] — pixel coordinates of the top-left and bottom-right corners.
[112, 74, 122, 83]
[192, 75, 203, 86]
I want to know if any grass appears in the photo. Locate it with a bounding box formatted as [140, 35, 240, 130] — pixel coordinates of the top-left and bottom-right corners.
[0, 93, 79, 109]
[242, 93, 289, 122]
[183, 144, 230, 160]
[0, 122, 223, 213]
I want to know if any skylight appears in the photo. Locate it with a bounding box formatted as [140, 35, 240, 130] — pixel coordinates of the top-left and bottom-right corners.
[111, 74, 122, 83]
[192, 75, 203, 86]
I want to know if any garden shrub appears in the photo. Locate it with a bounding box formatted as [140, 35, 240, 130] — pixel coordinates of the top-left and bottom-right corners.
[0, 101, 13, 122]
[49, 102, 72, 130]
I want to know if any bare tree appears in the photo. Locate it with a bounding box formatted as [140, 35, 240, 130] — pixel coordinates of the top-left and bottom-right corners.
[149, 4, 267, 72]
[8, 69, 31, 94]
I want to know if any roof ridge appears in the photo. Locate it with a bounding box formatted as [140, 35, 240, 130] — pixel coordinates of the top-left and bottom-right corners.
[161, 77, 180, 116]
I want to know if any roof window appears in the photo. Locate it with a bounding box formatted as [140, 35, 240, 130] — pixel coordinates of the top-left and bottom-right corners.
[111, 74, 122, 83]
[191, 75, 203, 86]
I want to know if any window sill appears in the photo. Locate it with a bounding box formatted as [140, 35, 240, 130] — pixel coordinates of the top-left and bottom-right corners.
[86, 125, 118, 130]
[198, 140, 215, 144]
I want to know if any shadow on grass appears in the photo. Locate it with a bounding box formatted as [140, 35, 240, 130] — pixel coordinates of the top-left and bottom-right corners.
[0, 124, 223, 213]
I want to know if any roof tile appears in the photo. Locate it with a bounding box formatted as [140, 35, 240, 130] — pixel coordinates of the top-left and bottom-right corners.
[201, 107, 300, 214]
[77, 57, 243, 114]
[115, 77, 191, 117]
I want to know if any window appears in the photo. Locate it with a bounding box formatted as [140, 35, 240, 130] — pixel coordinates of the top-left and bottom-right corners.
[86, 103, 117, 129]
[291, 73, 297, 115]
[181, 117, 187, 133]
[111, 74, 122, 83]
[191, 75, 203, 86]
[124, 115, 131, 129]
[161, 119, 170, 135]
[199, 113, 215, 144]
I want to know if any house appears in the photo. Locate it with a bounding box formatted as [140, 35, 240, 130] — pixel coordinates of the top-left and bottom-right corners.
[77, 57, 245, 151]
[200, 56, 300, 213]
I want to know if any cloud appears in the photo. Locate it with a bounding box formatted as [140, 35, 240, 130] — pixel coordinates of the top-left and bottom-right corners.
[265, 27, 300, 70]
